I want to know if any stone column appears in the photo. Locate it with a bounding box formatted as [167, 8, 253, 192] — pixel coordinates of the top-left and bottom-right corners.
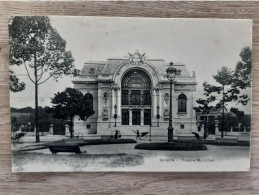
[156, 89, 159, 107]
[159, 89, 162, 112]
[244, 126, 247, 132]
[238, 123, 242, 132]
[112, 88, 115, 115]
[49, 124, 54, 135]
[152, 89, 157, 117]
[128, 90, 131, 105]
[201, 123, 205, 134]
[238, 123, 242, 136]
[230, 126, 233, 132]
[129, 109, 132, 126]
[34, 125, 36, 133]
[141, 109, 144, 126]
[117, 88, 121, 117]
[215, 120, 219, 135]
[97, 88, 102, 118]
[65, 124, 70, 136]
[140, 90, 144, 105]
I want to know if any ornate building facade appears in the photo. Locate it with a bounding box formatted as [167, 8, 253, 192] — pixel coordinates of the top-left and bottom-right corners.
[73, 51, 197, 139]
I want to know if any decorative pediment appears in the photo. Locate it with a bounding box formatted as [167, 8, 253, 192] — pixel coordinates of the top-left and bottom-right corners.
[128, 50, 146, 66]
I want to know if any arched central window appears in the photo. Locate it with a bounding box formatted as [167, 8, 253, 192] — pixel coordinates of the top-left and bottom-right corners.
[121, 69, 152, 126]
[178, 94, 187, 113]
[121, 69, 151, 106]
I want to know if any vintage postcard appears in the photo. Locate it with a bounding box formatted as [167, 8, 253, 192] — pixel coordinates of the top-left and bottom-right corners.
[9, 16, 252, 172]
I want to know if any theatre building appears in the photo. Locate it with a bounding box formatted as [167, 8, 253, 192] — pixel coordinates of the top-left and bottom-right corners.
[73, 51, 197, 139]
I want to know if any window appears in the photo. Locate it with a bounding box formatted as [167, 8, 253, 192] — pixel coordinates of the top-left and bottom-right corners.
[143, 90, 151, 105]
[144, 109, 151, 125]
[178, 94, 187, 113]
[87, 124, 91, 129]
[85, 93, 93, 110]
[130, 90, 141, 105]
[180, 124, 184, 129]
[122, 109, 129, 125]
[122, 90, 128, 105]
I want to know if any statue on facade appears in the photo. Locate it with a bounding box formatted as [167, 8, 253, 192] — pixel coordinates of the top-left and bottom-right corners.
[128, 50, 146, 65]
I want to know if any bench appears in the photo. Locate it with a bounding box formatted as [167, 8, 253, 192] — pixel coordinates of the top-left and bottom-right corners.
[49, 144, 84, 154]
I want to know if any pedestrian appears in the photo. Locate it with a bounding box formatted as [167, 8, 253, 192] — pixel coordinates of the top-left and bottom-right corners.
[114, 130, 119, 139]
[136, 130, 140, 140]
[203, 130, 208, 140]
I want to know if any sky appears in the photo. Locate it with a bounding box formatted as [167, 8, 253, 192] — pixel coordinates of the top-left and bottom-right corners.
[10, 16, 252, 113]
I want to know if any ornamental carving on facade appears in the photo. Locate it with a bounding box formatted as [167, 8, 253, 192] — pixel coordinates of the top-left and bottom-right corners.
[164, 108, 169, 119]
[102, 108, 109, 120]
[88, 67, 95, 75]
[103, 91, 109, 103]
[128, 50, 145, 65]
[164, 93, 169, 104]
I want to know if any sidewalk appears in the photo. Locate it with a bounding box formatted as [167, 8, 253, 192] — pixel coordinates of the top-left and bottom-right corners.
[12, 133, 250, 152]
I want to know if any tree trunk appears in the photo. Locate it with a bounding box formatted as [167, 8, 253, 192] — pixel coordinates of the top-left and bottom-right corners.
[221, 85, 225, 138]
[34, 52, 40, 143]
[70, 116, 74, 138]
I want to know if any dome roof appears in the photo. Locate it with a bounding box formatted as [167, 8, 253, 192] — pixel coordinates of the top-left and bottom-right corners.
[80, 58, 192, 78]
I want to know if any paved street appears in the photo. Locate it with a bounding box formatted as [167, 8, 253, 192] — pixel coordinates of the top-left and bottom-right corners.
[12, 136, 250, 172]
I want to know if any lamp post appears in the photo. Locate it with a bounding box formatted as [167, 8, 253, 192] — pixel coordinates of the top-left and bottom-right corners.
[166, 62, 181, 142]
[114, 104, 117, 127]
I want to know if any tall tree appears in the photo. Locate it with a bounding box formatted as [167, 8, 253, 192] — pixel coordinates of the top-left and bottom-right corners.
[200, 55, 251, 138]
[9, 16, 75, 142]
[48, 88, 95, 138]
[202, 66, 250, 138]
[233, 46, 252, 89]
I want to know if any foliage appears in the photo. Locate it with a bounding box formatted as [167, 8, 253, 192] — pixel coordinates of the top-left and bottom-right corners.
[194, 47, 251, 137]
[218, 114, 238, 131]
[10, 106, 67, 134]
[195, 47, 251, 112]
[9, 16, 75, 91]
[233, 47, 252, 89]
[193, 95, 216, 114]
[48, 88, 95, 138]
[230, 107, 245, 119]
[11, 106, 34, 113]
[9, 16, 75, 141]
[9, 70, 25, 92]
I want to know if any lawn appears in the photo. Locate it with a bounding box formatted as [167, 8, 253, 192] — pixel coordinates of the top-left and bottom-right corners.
[12, 151, 144, 172]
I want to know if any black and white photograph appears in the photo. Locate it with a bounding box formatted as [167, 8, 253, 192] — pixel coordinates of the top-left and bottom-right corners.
[9, 16, 252, 172]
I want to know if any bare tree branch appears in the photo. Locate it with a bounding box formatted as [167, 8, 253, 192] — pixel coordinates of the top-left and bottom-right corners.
[37, 66, 49, 82]
[24, 61, 35, 84]
[38, 74, 52, 85]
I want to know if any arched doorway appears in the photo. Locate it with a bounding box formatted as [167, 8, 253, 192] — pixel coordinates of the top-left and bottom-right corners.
[121, 69, 152, 126]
